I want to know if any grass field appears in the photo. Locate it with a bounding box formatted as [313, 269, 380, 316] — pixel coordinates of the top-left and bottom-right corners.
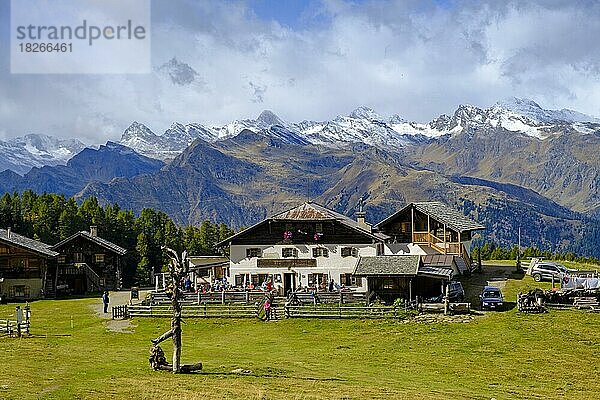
[1, 266, 599, 400]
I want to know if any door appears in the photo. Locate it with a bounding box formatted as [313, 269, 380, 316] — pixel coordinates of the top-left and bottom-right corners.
[74, 278, 86, 294]
[284, 273, 296, 296]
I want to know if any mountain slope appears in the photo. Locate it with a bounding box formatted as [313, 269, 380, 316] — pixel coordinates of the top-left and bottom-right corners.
[79, 131, 594, 256]
[408, 126, 600, 216]
[0, 142, 164, 197]
[0, 134, 85, 175]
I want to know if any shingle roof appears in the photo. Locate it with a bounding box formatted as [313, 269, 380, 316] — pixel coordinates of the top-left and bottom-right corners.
[376, 201, 485, 232]
[217, 202, 389, 246]
[52, 231, 127, 255]
[353, 255, 421, 276]
[418, 265, 453, 280]
[422, 254, 454, 268]
[0, 229, 59, 257]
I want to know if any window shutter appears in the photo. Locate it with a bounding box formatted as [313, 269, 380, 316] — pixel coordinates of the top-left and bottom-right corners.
[293, 248, 298, 257]
[351, 248, 358, 257]
[246, 248, 251, 258]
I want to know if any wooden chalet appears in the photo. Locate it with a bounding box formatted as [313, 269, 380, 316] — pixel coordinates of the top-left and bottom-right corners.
[49, 226, 126, 296]
[217, 200, 485, 302]
[217, 202, 389, 296]
[375, 201, 485, 272]
[0, 228, 59, 300]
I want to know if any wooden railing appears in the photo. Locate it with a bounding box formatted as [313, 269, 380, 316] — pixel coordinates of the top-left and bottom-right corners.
[77, 263, 102, 292]
[461, 243, 473, 269]
[412, 231, 430, 243]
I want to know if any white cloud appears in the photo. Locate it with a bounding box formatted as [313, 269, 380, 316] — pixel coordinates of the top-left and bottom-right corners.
[2, 0, 600, 143]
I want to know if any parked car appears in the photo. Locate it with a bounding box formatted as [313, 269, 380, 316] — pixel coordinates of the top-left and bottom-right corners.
[480, 286, 503, 310]
[427, 281, 465, 303]
[529, 261, 576, 282]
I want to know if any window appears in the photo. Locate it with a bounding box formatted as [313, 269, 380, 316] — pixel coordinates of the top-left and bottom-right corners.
[383, 278, 396, 289]
[0, 246, 9, 254]
[401, 222, 410, 233]
[340, 273, 362, 287]
[246, 248, 262, 258]
[341, 247, 358, 257]
[74, 252, 84, 263]
[58, 255, 66, 264]
[312, 247, 329, 258]
[308, 273, 328, 287]
[282, 248, 298, 258]
[95, 254, 105, 263]
[10, 285, 29, 298]
[235, 273, 251, 287]
[315, 223, 323, 233]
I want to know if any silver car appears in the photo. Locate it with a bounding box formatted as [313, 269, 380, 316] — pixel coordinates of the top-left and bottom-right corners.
[530, 262, 574, 282]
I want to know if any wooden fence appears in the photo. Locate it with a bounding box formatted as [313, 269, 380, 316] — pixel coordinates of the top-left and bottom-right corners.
[149, 291, 284, 305]
[0, 319, 29, 336]
[284, 305, 403, 319]
[122, 302, 439, 319]
[128, 303, 261, 318]
[289, 291, 367, 305]
[112, 304, 129, 319]
[149, 290, 367, 306]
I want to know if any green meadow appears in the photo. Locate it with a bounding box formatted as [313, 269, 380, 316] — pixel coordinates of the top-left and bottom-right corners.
[1, 265, 599, 400]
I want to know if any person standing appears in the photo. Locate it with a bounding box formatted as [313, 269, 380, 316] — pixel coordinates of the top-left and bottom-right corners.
[264, 297, 271, 321]
[102, 290, 109, 313]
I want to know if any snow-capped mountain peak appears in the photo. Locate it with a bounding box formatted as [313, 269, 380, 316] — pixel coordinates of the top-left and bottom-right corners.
[347, 106, 383, 121]
[122, 121, 157, 141]
[256, 110, 284, 127]
[0, 134, 86, 175]
[114, 99, 600, 161]
[495, 97, 600, 124]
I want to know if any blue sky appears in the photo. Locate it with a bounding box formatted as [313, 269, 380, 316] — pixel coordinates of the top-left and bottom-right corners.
[1, 0, 600, 143]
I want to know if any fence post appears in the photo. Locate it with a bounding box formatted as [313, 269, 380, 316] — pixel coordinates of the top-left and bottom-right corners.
[221, 291, 225, 304]
[197, 291, 200, 305]
[245, 291, 250, 304]
[15, 306, 22, 337]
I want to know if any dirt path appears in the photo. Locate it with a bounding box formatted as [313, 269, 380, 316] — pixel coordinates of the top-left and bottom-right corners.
[89, 290, 149, 333]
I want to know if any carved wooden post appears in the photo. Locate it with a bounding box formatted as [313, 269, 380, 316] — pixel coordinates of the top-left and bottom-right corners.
[150, 247, 202, 374]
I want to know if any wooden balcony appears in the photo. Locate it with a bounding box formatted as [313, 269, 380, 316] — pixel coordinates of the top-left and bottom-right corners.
[411, 232, 467, 258]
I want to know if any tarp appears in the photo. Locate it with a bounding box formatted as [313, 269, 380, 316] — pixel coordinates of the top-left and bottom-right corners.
[562, 276, 600, 290]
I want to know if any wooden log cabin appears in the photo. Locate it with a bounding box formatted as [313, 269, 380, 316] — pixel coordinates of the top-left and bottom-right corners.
[49, 227, 127, 296]
[0, 228, 59, 300]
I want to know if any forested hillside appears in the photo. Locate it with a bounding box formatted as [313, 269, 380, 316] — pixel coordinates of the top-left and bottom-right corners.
[0, 191, 234, 286]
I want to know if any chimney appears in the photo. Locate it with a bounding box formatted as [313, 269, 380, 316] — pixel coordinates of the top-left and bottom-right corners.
[356, 198, 371, 232]
[90, 226, 98, 237]
[6, 227, 11, 239]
